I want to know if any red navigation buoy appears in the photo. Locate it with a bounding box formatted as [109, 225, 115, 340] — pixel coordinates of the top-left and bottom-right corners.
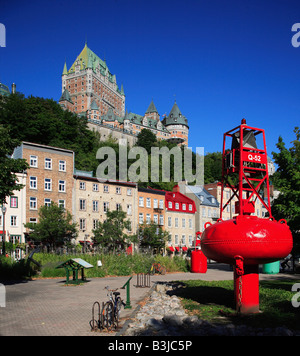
[201, 119, 293, 314]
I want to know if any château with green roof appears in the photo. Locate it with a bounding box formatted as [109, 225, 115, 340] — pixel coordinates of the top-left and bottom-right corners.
[59, 44, 189, 146]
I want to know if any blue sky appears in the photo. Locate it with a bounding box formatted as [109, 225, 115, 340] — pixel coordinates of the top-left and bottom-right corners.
[1, 0, 300, 158]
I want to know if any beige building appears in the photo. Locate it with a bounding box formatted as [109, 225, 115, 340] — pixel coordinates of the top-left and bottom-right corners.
[178, 182, 220, 233]
[13, 142, 75, 230]
[73, 171, 138, 245]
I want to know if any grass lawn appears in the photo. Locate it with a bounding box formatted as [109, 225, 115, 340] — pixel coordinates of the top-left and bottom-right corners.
[176, 279, 300, 330]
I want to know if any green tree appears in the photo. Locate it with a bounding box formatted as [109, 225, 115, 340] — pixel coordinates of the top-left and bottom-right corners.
[24, 203, 78, 251]
[271, 127, 300, 254]
[0, 125, 29, 204]
[135, 128, 158, 154]
[204, 152, 222, 184]
[138, 221, 170, 253]
[92, 209, 137, 253]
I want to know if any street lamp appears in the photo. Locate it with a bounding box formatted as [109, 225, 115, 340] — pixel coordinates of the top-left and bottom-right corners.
[1, 205, 7, 256]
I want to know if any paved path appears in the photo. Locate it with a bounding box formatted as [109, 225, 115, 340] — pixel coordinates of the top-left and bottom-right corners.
[0, 264, 298, 336]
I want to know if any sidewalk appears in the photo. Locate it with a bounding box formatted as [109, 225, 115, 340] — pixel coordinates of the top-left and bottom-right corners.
[0, 264, 298, 336]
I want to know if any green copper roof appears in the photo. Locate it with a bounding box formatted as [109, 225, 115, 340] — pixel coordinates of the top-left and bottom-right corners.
[62, 61, 68, 75]
[145, 99, 158, 114]
[90, 100, 99, 110]
[65, 43, 125, 96]
[59, 89, 73, 103]
[163, 101, 189, 128]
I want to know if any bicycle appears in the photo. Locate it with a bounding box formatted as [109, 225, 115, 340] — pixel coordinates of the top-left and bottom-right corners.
[102, 286, 125, 329]
[150, 262, 166, 275]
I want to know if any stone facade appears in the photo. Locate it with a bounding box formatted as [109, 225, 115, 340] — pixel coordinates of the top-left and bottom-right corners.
[73, 171, 138, 244]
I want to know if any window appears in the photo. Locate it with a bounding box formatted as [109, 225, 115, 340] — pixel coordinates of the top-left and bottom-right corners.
[79, 218, 86, 231]
[127, 204, 132, 216]
[181, 235, 186, 245]
[139, 197, 144, 207]
[159, 215, 164, 226]
[58, 199, 65, 209]
[10, 196, 18, 208]
[44, 178, 52, 191]
[30, 197, 37, 210]
[182, 218, 186, 228]
[93, 219, 99, 230]
[58, 180, 66, 192]
[139, 213, 144, 224]
[116, 203, 121, 211]
[29, 217, 37, 224]
[175, 203, 179, 210]
[168, 201, 172, 209]
[182, 203, 186, 211]
[93, 200, 99, 212]
[175, 234, 179, 245]
[103, 185, 109, 193]
[146, 214, 151, 224]
[127, 188, 132, 196]
[189, 235, 193, 246]
[146, 197, 151, 208]
[10, 216, 17, 226]
[30, 176, 37, 189]
[153, 214, 158, 224]
[189, 204, 193, 211]
[153, 199, 158, 209]
[116, 187, 121, 194]
[45, 158, 52, 170]
[59, 160, 66, 172]
[202, 207, 206, 217]
[175, 218, 179, 228]
[189, 219, 193, 229]
[30, 155, 38, 167]
[79, 182, 86, 190]
[79, 199, 86, 211]
[103, 202, 109, 212]
[93, 183, 99, 192]
[44, 198, 51, 207]
[159, 199, 164, 209]
[168, 216, 172, 227]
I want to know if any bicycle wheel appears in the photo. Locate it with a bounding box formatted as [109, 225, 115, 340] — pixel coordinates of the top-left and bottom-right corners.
[103, 301, 114, 329]
[114, 297, 123, 327]
[160, 266, 166, 275]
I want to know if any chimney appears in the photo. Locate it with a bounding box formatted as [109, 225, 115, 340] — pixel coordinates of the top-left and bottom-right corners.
[173, 184, 180, 193]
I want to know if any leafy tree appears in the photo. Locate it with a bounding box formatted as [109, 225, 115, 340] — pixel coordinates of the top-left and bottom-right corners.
[271, 127, 300, 254]
[138, 221, 170, 253]
[0, 125, 29, 204]
[24, 203, 78, 251]
[204, 152, 222, 184]
[92, 209, 137, 253]
[136, 128, 158, 154]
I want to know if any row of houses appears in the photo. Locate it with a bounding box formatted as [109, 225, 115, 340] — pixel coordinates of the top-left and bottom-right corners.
[1, 141, 266, 257]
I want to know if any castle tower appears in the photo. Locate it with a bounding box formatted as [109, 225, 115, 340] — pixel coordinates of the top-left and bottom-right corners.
[162, 101, 189, 145]
[144, 99, 160, 122]
[61, 43, 125, 118]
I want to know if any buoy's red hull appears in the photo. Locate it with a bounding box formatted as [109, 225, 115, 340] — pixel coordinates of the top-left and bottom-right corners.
[201, 215, 293, 265]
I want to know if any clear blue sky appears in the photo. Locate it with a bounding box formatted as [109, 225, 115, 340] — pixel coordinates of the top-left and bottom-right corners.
[1, 0, 300, 158]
